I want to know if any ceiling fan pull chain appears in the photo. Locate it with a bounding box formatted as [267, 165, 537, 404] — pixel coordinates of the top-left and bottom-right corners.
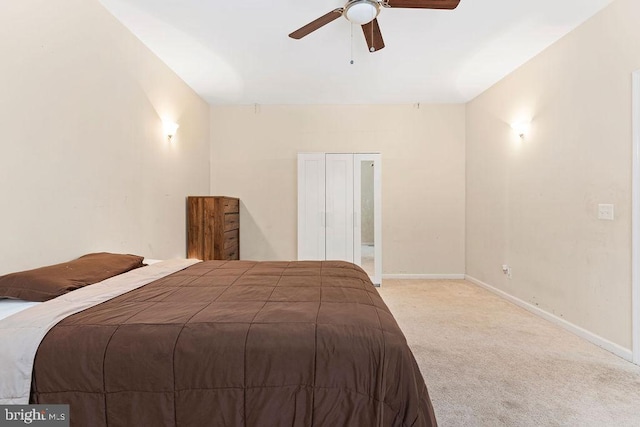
[350, 23, 355, 64]
[370, 21, 375, 52]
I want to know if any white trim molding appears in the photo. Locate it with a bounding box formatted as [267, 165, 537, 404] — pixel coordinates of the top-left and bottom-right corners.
[383, 274, 466, 280]
[466, 275, 633, 362]
[632, 70, 640, 365]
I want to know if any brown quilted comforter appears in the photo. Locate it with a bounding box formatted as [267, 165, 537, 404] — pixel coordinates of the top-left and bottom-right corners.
[30, 260, 437, 426]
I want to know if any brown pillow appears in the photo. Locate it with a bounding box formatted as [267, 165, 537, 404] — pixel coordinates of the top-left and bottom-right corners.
[0, 252, 145, 302]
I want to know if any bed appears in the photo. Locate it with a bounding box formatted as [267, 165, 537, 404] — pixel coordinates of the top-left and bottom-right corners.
[0, 254, 437, 426]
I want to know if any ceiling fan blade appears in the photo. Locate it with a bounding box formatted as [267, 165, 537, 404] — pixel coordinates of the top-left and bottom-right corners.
[289, 8, 344, 39]
[386, 0, 460, 9]
[362, 19, 385, 53]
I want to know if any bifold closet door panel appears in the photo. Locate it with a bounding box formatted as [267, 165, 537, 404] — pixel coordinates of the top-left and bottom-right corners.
[325, 154, 354, 262]
[297, 153, 326, 260]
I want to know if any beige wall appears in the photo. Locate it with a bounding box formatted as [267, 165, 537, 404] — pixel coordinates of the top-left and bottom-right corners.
[210, 105, 466, 275]
[466, 0, 640, 350]
[0, 0, 210, 274]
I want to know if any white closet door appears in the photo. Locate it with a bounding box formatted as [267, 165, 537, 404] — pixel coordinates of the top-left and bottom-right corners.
[325, 154, 354, 262]
[297, 153, 326, 260]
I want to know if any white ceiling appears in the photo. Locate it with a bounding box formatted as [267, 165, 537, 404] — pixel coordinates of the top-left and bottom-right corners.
[98, 0, 614, 105]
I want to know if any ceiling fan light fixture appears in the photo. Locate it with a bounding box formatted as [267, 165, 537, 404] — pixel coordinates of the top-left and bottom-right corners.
[344, 0, 380, 25]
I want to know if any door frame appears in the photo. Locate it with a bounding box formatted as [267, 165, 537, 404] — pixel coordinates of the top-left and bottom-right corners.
[354, 153, 382, 286]
[632, 70, 640, 364]
[297, 152, 382, 285]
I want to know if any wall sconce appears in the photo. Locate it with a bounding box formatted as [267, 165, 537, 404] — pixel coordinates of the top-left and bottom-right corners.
[163, 121, 179, 141]
[511, 121, 530, 139]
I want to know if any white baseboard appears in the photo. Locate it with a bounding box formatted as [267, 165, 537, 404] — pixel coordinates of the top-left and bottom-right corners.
[465, 275, 633, 362]
[383, 274, 466, 280]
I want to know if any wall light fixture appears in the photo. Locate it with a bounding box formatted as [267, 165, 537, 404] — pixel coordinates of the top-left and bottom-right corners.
[511, 121, 530, 139]
[163, 121, 179, 141]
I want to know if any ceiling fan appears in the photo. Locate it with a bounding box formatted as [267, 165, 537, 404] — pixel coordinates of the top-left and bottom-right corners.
[289, 0, 461, 53]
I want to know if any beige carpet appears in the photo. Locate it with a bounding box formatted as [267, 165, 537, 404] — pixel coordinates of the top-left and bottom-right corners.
[378, 279, 640, 427]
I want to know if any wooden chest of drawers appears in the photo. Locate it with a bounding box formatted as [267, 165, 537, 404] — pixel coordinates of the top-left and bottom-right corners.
[187, 196, 240, 260]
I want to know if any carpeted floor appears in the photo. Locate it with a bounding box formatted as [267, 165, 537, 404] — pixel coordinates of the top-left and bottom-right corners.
[377, 279, 640, 427]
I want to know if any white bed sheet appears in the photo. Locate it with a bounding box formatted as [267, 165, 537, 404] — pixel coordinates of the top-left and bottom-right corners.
[0, 300, 40, 322]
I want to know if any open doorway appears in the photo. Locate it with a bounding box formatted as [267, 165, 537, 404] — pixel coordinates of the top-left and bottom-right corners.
[353, 154, 382, 285]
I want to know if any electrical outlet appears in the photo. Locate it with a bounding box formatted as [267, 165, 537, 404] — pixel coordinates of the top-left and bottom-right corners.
[502, 264, 512, 278]
[598, 204, 614, 221]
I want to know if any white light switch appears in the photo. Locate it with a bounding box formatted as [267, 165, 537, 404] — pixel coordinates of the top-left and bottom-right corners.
[598, 204, 614, 221]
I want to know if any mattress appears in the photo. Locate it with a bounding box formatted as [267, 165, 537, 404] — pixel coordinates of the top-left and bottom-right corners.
[3, 260, 437, 426]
